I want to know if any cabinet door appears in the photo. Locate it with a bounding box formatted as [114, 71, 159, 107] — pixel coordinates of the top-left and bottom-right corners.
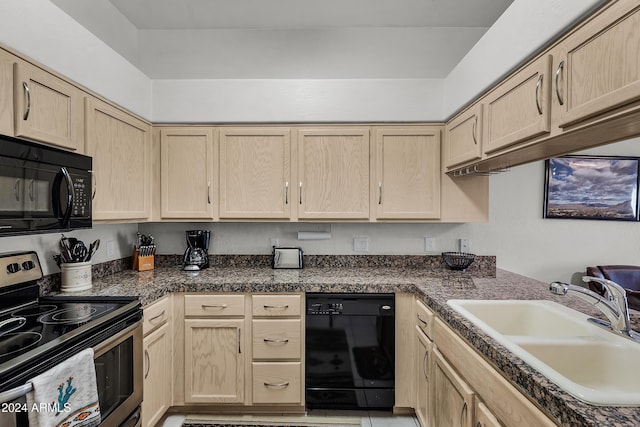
[184, 319, 245, 403]
[373, 127, 440, 220]
[297, 128, 369, 220]
[160, 127, 215, 219]
[219, 127, 291, 219]
[14, 62, 83, 151]
[483, 55, 552, 155]
[415, 327, 433, 427]
[445, 104, 483, 169]
[142, 322, 171, 427]
[0, 50, 14, 136]
[85, 97, 151, 220]
[475, 401, 503, 427]
[433, 349, 474, 427]
[557, 2, 640, 127]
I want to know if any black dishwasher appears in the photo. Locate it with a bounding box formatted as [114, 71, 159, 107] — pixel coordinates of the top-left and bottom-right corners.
[305, 293, 395, 409]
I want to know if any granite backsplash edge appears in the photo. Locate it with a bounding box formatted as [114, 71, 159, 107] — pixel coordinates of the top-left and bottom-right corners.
[38, 254, 496, 294]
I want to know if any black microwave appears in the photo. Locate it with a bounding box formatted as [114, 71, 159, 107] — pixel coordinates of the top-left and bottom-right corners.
[0, 134, 92, 235]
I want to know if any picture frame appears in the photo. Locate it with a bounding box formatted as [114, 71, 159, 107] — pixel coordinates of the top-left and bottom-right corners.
[544, 156, 640, 221]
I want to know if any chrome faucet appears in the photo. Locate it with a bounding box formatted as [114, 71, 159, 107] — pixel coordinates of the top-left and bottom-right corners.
[550, 276, 640, 342]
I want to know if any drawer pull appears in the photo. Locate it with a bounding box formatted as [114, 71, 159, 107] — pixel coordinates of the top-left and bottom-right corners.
[460, 401, 467, 427]
[201, 304, 227, 310]
[263, 338, 289, 344]
[555, 60, 565, 106]
[264, 305, 289, 310]
[264, 381, 290, 388]
[22, 81, 31, 120]
[416, 314, 428, 326]
[535, 74, 544, 115]
[148, 310, 165, 323]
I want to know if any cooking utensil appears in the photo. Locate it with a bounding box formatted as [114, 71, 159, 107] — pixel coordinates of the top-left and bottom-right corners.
[88, 239, 100, 261]
[72, 241, 88, 262]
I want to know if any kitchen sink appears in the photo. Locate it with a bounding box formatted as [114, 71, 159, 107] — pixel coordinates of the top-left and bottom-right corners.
[447, 299, 640, 405]
[447, 300, 594, 337]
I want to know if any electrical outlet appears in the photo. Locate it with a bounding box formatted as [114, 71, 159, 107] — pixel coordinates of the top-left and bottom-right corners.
[106, 240, 115, 257]
[270, 238, 279, 247]
[425, 237, 436, 252]
[459, 238, 471, 253]
[353, 236, 369, 252]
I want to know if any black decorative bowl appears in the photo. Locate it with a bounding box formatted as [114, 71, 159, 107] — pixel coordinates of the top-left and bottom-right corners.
[442, 252, 476, 271]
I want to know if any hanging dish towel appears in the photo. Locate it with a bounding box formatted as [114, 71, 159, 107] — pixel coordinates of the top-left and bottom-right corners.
[26, 348, 101, 427]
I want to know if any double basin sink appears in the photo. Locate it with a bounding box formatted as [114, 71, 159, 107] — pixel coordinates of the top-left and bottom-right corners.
[447, 299, 640, 406]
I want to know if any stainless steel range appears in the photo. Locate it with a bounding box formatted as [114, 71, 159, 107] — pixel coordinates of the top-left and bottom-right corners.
[0, 251, 142, 427]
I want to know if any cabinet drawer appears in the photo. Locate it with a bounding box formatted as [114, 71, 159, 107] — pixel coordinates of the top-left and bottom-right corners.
[252, 319, 301, 360]
[143, 296, 171, 336]
[252, 294, 301, 317]
[416, 299, 434, 340]
[185, 294, 245, 317]
[252, 362, 302, 404]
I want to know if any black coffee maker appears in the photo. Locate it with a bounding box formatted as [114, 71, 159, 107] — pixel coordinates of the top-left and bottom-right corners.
[183, 230, 210, 271]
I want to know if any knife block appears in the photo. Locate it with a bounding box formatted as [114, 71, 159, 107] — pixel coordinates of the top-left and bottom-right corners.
[133, 248, 154, 271]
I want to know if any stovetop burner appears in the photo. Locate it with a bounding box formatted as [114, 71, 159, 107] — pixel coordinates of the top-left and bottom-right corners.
[0, 332, 43, 358]
[39, 303, 112, 325]
[11, 304, 57, 317]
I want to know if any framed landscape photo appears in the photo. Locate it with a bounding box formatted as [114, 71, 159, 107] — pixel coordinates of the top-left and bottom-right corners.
[544, 156, 640, 221]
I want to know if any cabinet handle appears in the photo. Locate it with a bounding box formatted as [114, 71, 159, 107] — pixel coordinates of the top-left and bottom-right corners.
[555, 60, 565, 106]
[13, 179, 20, 202]
[28, 179, 34, 202]
[299, 181, 303, 205]
[417, 314, 428, 327]
[472, 116, 478, 145]
[207, 181, 211, 204]
[535, 74, 543, 115]
[423, 352, 429, 379]
[378, 182, 382, 205]
[148, 310, 165, 323]
[201, 304, 227, 310]
[238, 328, 241, 354]
[460, 401, 468, 427]
[264, 381, 289, 388]
[264, 338, 289, 344]
[144, 349, 150, 379]
[285, 181, 289, 205]
[264, 304, 289, 310]
[22, 81, 30, 120]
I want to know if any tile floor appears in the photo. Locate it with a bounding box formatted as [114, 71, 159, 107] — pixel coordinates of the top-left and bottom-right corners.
[162, 410, 419, 427]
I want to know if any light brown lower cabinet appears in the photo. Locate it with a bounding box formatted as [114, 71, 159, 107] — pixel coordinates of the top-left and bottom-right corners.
[184, 318, 245, 404]
[142, 322, 171, 427]
[415, 325, 433, 427]
[252, 362, 302, 404]
[475, 401, 503, 427]
[433, 348, 474, 427]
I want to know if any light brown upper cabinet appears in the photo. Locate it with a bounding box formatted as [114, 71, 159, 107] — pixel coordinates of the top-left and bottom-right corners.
[483, 55, 552, 155]
[160, 127, 216, 219]
[85, 97, 151, 221]
[297, 128, 370, 220]
[444, 104, 483, 170]
[373, 127, 440, 220]
[219, 127, 291, 219]
[14, 61, 83, 151]
[0, 49, 14, 136]
[556, 1, 640, 128]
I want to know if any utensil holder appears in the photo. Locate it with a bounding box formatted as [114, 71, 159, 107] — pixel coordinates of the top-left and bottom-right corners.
[133, 248, 154, 271]
[60, 261, 92, 292]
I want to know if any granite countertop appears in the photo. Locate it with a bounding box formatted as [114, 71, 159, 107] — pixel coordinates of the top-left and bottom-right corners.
[70, 265, 640, 427]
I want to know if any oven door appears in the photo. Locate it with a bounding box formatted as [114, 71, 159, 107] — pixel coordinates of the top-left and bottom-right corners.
[0, 321, 142, 427]
[94, 321, 143, 427]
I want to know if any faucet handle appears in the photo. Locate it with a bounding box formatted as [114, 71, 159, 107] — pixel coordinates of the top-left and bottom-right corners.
[582, 276, 627, 303]
[550, 281, 569, 295]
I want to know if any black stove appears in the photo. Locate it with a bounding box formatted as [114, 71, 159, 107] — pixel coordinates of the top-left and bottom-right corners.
[0, 251, 142, 392]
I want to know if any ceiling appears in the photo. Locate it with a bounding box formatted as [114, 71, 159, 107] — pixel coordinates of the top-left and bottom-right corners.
[51, 0, 514, 79]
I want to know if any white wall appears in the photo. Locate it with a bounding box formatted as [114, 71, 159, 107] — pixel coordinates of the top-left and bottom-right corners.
[443, 0, 603, 118]
[0, 224, 138, 276]
[0, 0, 151, 119]
[152, 79, 443, 123]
